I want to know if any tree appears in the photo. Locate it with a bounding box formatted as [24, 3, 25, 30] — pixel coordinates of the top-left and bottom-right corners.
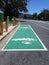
[38, 9, 49, 21]
[32, 13, 38, 20]
[0, 0, 29, 20]
[0, 0, 3, 9]
[24, 14, 27, 19]
[42, 9, 49, 20]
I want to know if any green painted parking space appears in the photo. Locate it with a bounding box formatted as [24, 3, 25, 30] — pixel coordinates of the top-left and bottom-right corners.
[2, 24, 47, 51]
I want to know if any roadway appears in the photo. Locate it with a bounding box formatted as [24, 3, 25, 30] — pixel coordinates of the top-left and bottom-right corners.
[0, 19, 49, 65]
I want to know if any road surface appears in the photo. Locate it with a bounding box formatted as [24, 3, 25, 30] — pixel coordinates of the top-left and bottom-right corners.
[0, 19, 49, 65]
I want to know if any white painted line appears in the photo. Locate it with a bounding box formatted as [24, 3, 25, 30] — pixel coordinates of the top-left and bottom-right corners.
[34, 20, 49, 25]
[33, 20, 46, 23]
[1, 24, 48, 51]
[29, 25, 48, 51]
[1, 24, 20, 51]
[1, 49, 47, 51]
[20, 27, 28, 29]
[22, 41, 32, 44]
[33, 22, 49, 30]
[12, 38, 37, 41]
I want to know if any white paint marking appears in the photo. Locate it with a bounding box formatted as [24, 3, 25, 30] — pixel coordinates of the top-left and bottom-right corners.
[20, 27, 29, 29]
[33, 22, 49, 30]
[12, 38, 37, 41]
[1, 49, 48, 51]
[29, 25, 48, 51]
[1, 24, 48, 51]
[1, 23, 20, 51]
[22, 41, 32, 44]
[25, 42, 31, 44]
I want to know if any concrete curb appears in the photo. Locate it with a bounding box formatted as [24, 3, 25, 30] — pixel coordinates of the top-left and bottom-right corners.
[0, 22, 20, 41]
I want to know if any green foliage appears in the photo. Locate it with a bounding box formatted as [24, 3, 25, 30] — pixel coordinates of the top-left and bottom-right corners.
[32, 13, 38, 20]
[32, 9, 49, 21]
[0, 0, 3, 8]
[23, 14, 32, 19]
[38, 9, 49, 21]
[23, 14, 27, 19]
[0, 0, 29, 20]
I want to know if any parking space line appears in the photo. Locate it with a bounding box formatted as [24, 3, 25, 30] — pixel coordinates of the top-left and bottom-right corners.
[29, 25, 48, 51]
[1, 24, 20, 51]
[1, 24, 48, 51]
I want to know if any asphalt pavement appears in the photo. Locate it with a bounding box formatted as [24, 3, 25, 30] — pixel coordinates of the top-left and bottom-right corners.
[0, 19, 49, 65]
